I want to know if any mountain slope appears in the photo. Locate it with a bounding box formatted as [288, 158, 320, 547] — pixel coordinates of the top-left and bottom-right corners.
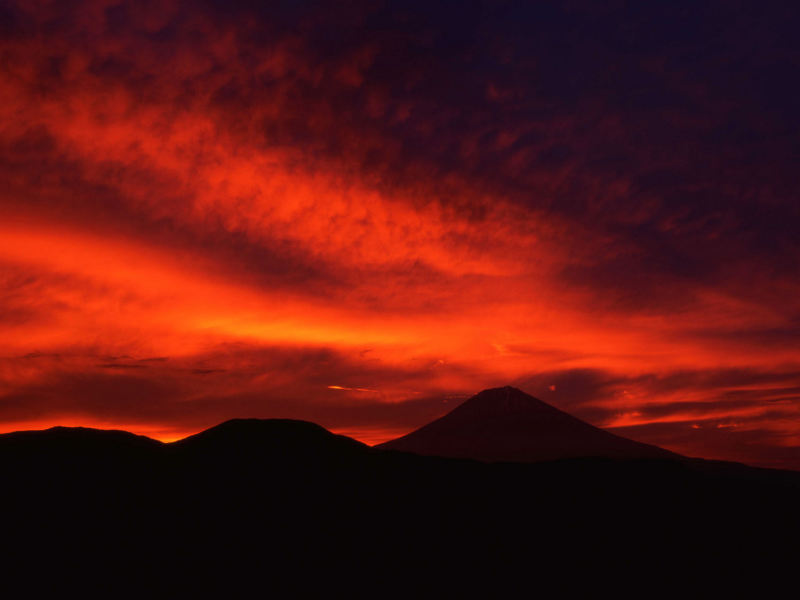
[377, 386, 678, 462]
[172, 418, 368, 457]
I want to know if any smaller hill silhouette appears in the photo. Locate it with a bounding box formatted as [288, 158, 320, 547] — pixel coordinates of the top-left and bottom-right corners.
[169, 418, 370, 471]
[0, 425, 163, 473]
[378, 386, 678, 462]
[173, 417, 367, 454]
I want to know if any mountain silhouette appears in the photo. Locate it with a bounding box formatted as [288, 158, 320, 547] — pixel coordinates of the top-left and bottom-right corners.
[378, 386, 677, 462]
[0, 424, 163, 453]
[171, 418, 368, 463]
[2, 404, 800, 594]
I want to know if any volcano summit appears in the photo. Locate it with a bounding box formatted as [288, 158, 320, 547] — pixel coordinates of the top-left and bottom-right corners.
[378, 386, 677, 462]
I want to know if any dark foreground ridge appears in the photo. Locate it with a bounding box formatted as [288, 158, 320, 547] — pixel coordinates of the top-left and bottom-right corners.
[378, 386, 678, 461]
[2, 398, 800, 594]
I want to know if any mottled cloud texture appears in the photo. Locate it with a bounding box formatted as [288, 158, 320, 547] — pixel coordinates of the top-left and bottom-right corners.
[1, 1, 799, 467]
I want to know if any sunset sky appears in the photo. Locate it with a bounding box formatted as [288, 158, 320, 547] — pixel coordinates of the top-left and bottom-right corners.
[2, 0, 799, 468]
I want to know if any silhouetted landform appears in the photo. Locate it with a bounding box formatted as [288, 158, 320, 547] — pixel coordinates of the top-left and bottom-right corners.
[173, 417, 369, 458]
[378, 386, 677, 461]
[2, 399, 800, 594]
